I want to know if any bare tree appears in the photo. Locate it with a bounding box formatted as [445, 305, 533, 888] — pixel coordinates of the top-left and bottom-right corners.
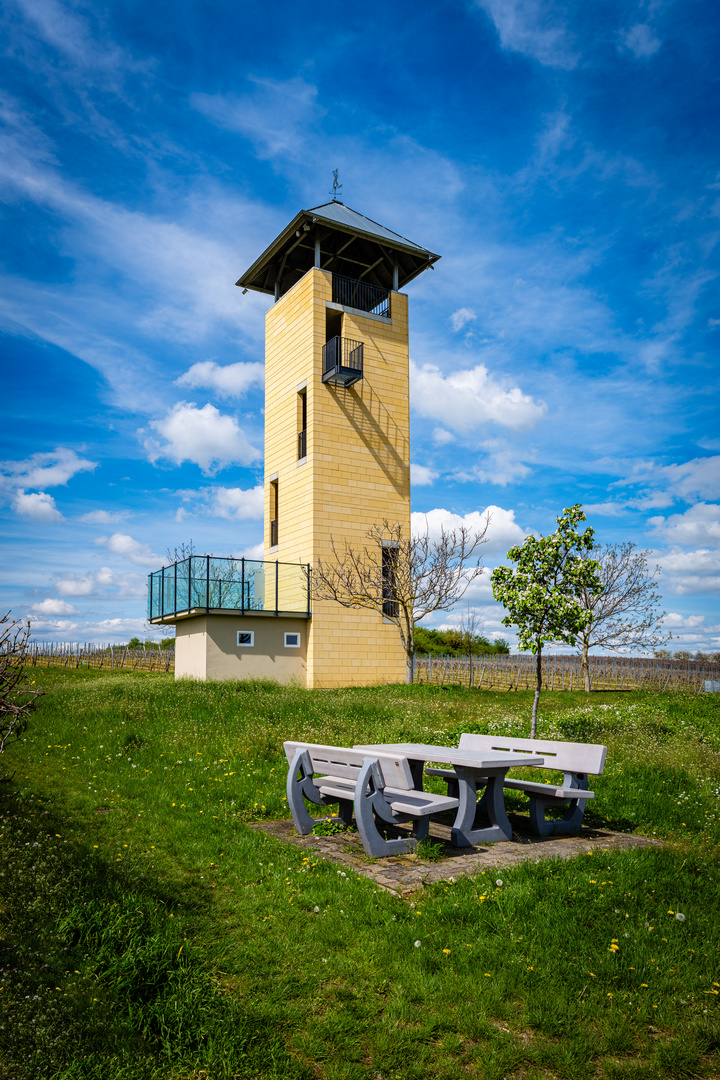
[576, 542, 670, 691]
[1, 614, 44, 778]
[457, 605, 484, 686]
[313, 518, 489, 683]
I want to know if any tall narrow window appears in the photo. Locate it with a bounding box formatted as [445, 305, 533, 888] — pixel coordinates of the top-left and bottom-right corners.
[382, 545, 399, 618]
[269, 479, 278, 548]
[297, 387, 307, 460]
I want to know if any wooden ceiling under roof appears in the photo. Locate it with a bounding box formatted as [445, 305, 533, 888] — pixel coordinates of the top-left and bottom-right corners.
[236, 202, 440, 298]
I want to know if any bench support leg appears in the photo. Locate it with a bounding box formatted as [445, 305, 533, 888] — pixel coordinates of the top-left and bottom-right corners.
[354, 761, 422, 857]
[529, 796, 586, 836]
[286, 749, 340, 835]
[451, 767, 512, 847]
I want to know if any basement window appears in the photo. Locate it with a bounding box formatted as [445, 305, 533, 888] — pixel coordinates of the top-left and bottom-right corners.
[284, 632, 301, 648]
[237, 631, 255, 647]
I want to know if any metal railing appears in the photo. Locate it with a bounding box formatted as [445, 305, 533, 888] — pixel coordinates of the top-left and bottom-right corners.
[322, 336, 364, 386]
[147, 555, 310, 621]
[297, 429, 306, 460]
[332, 273, 390, 318]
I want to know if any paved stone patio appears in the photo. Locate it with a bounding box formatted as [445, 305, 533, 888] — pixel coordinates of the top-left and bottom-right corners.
[251, 813, 660, 898]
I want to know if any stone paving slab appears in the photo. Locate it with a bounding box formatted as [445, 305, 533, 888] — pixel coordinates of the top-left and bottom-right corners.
[250, 814, 661, 898]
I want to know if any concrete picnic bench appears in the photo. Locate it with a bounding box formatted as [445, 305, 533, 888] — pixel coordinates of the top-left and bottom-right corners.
[425, 733, 607, 837]
[283, 741, 460, 857]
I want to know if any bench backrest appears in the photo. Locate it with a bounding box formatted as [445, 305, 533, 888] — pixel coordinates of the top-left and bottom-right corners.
[457, 733, 607, 776]
[283, 741, 414, 790]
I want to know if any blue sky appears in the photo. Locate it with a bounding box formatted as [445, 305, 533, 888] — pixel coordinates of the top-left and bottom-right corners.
[1, 0, 718, 652]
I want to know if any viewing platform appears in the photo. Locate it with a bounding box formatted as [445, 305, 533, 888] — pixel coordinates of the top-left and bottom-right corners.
[148, 556, 311, 623]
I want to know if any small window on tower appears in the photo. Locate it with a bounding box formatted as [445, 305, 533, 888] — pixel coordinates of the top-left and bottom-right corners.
[237, 631, 255, 647]
[297, 388, 307, 460]
[382, 545, 399, 619]
[284, 632, 300, 648]
[269, 479, 278, 548]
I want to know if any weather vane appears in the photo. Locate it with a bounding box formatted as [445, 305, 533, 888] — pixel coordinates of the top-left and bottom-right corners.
[329, 169, 342, 200]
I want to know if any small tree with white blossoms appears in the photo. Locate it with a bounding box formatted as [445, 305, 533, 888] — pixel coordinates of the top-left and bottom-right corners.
[491, 505, 601, 738]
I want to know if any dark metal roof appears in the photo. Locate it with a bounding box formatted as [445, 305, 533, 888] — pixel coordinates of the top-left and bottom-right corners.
[236, 201, 440, 297]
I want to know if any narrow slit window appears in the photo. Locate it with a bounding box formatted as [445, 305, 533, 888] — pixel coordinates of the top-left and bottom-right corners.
[269, 479, 278, 548]
[382, 545, 399, 618]
[297, 388, 307, 460]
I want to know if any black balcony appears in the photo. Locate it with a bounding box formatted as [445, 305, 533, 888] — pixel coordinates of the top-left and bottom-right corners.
[297, 429, 307, 460]
[322, 336, 363, 387]
[332, 273, 390, 318]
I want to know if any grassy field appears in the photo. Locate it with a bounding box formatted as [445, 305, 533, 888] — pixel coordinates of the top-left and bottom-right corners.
[1, 669, 719, 1079]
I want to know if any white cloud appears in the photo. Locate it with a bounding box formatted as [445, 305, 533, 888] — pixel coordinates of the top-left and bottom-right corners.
[650, 503, 720, 547]
[658, 548, 720, 595]
[94, 533, 161, 567]
[459, 450, 532, 487]
[233, 541, 265, 560]
[411, 464, 438, 487]
[27, 618, 80, 634]
[583, 502, 627, 517]
[77, 509, 128, 524]
[410, 360, 545, 434]
[179, 484, 265, 521]
[619, 24, 661, 59]
[12, 490, 63, 521]
[665, 612, 705, 629]
[175, 360, 265, 399]
[450, 308, 476, 333]
[27, 598, 80, 616]
[143, 402, 261, 475]
[432, 428, 455, 446]
[475, 0, 579, 69]
[612, 455, 720, 505]
[412, 505, 531, 558]
[53, 566, 145, 598]
[0, 447, 97, 496]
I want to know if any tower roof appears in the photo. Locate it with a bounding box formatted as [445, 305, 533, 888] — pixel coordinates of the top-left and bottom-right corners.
[236, 201, 440, 297]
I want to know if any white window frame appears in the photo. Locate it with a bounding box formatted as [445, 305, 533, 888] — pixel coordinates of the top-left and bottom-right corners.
[284, 632, 301, 648]
[237, 631, 255, 647]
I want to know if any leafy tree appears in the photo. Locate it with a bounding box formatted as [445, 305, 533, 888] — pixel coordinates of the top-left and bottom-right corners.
[313, 518, 489, 683]
[575, 542, 670, 690]
[1, 613, 44, 779]
[160, 637, 175, 650]
[491, 505, 600, 737]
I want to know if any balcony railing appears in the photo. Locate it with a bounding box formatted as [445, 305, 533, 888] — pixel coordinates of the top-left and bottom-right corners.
[148, 556, 311, 622]
[322, 336, 364, 387]
[332, 273, 390, 318]
[297, 429, 306, 460]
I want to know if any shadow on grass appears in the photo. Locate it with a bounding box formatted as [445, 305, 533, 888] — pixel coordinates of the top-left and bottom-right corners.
[0, 781, 310, 1080]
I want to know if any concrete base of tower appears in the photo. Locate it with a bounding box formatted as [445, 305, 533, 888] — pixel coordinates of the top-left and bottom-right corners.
[174, 613, 308, 684]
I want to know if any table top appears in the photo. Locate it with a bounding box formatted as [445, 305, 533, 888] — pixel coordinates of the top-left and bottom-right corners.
[354, 742, 545, 769]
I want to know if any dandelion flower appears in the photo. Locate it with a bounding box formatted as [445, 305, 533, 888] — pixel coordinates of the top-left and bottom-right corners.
[414, 940, 421, 948]
[496, 879, 503, 887]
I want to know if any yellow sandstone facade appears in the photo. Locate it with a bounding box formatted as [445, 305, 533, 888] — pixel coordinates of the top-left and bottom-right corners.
[263, 267, 410, 687]
[149, 200, 439, 686]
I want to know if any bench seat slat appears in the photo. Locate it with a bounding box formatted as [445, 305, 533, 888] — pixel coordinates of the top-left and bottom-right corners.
[502, 778, 594, 800]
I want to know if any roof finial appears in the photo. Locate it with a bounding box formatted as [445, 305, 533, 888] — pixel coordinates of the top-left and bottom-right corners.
[329, 169, 342, 202]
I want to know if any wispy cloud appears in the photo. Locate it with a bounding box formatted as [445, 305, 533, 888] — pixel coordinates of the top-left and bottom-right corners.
[178, 484, 264, 521]
[0, 447, 97, 496]
[191, 77, 324, 161]
[619, 23, 662, 59]
[53, 567, 145, 598]
[410, 464, 438, 487]
[474, 0, 579, 69]
[650, 503, 720, 546]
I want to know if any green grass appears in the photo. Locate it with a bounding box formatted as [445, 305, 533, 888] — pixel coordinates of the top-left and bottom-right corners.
[1, 669, 719, 1079]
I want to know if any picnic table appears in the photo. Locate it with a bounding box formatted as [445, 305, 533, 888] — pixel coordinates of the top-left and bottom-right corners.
[354, 742, 545, 846]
